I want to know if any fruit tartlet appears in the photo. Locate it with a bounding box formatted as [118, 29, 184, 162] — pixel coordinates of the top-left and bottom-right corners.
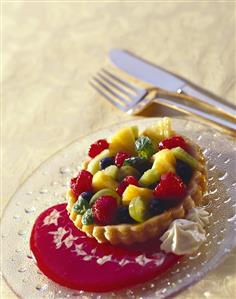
[66, 118, 207, 245]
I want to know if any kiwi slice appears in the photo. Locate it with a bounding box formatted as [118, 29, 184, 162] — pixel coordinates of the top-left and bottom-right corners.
[139, 169, 160, 187]
[118, 166, 140, 181]
[87, 149, 111, 175]
[129, 196, 150, 223]
[89, 188, 121, 206]
[171, 147, 198, 169]
[103, 165, 119, 180]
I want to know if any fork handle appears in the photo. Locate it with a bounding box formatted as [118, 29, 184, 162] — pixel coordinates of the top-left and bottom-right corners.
[153, 97, 236, 137]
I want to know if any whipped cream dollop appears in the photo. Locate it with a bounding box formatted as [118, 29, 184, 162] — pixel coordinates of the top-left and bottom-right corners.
[160, 207, 210, 255]
[186, 207, 210, 227]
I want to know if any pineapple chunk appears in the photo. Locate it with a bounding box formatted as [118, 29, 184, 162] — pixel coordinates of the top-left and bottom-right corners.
[109, 127, 136, 155]
[92, 171, 118, 192]
[152, 149, 176, 174]
[122, 185, 153, 206]
[87, 149, 111, 175]
[142, 117, 175, 145]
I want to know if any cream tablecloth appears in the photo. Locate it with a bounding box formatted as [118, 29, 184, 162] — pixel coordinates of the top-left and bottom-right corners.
[2, 1, 236, 298]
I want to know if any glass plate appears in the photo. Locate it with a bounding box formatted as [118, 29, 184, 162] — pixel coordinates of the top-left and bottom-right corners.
[1, 117, 236, 299]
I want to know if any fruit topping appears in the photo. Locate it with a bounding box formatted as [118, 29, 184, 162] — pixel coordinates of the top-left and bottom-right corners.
[118, 166, 140, 181]
[117, 206, 135, 224]
[152, 149, 176, 174]
[73, 195, 90, 215]
[124, 157, 152, 173]
[92, 196, 118, 225]
[109, 127, 136, 155]
[103, 165, 119, 180]
[87, 149, 112, 175]
[171, 147, 199, 169]
[154, 172, 187, 201]
[129, 196, 150, 223]
[70, 170, 93, 198]
[88, 139, 109, 158]
[122, 185, 153, 206]
[81, 208, 94, 225]
[176, 159, 193, 184]
[116, 176, 139, 196]
[139, 169, 161, 188]
[89, 189, 121, 206]
[92, 171, 118, 192]
[100, 157, 115, 170]
[159, 135, 189, 152]
[135, 136, 155, 159]
[115, 152, 132, 168]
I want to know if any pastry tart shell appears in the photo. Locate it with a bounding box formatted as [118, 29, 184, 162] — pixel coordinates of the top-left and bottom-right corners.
[66, 140, 207, 245]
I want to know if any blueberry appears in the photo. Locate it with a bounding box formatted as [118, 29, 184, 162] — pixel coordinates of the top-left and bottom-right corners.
[80, 191, 93, 202]
[117, 206, 135, 224]
[150, 199, 177, 217]
[100, 157, 115, 170]
[176, 159, 193, 184]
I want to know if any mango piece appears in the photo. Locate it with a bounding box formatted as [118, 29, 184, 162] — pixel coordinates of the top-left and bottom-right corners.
[139, 169, 161, 187]
[109, 127, 136, 155]
[152, 149, 176, 174]
[92, 171, 118, 192]
[87, 149, 111, 175]
[122, 185, 153, 206]
[90, 188, 121, 206]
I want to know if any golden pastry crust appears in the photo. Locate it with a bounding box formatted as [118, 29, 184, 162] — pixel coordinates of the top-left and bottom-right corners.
[66, 140, 207, 245]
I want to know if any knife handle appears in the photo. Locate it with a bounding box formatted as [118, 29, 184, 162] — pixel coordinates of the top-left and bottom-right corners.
[180, 85, 236, 120]
[153, 96, 236, 137]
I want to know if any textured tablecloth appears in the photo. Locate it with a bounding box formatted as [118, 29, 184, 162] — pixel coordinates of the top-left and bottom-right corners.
[2, 2, 236, 298]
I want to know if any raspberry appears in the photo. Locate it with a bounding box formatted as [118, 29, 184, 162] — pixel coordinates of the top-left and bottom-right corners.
[92, 196, 118, 225]
[70, 170, 93, 198]
[154, 172, 187, 201]
[116, 176, 139, 196]
[115, 152, 132, 168]
[88, 139, 109, 158]
[159, 136, 189, 152]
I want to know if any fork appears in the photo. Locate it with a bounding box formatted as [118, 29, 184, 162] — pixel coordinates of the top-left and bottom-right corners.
[89, 69, 236, 137]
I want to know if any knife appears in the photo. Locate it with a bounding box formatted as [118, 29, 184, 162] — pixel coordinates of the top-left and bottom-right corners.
[109, 49, 236, 120]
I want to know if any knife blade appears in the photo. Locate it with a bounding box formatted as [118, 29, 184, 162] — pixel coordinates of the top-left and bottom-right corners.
[109, 49, 236, 119]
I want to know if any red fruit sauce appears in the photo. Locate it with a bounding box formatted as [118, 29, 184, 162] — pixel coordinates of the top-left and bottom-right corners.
[30, 203, 181, 292]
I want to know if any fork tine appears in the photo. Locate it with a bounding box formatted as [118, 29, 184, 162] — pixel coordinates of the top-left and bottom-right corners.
[97, 72, 134, 99]
[101, 69, 140, 92]
[89, 80, 127, 111]
[92, 75, 130, 106]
